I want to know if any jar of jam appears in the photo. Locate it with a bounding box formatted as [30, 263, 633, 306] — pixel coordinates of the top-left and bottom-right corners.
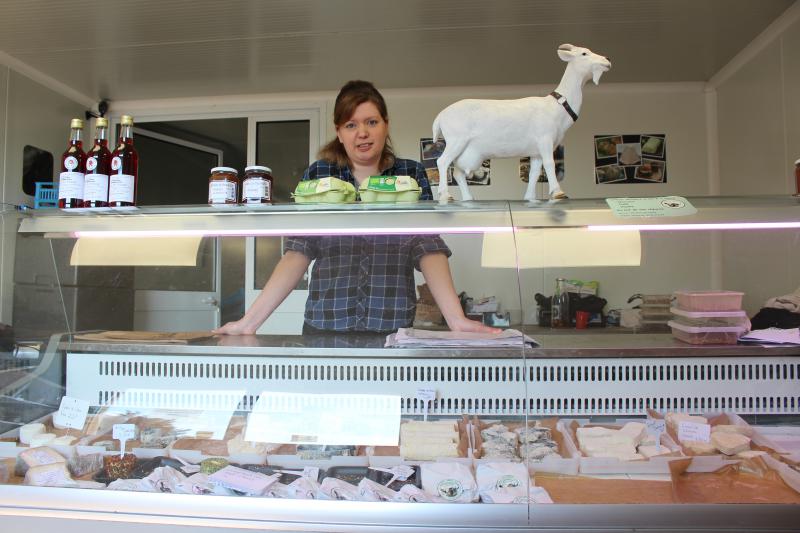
[208, 166, 238, 205]
[242, 165, 273, 204]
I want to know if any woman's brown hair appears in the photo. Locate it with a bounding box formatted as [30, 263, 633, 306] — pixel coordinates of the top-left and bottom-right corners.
[318, 80, 395, 170]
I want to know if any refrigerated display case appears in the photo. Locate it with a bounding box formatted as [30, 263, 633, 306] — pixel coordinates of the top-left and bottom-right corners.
[0, 196, 799, 532]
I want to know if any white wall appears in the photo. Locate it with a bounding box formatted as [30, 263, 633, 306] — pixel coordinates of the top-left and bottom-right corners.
[714, 13, 800, 312]
[0, 68, 86, 323]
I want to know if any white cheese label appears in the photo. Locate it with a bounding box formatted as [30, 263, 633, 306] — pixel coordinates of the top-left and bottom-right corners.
[113, 423, 136, 441]
[678, 421, 711, 443]
[301, 466, 319, 480]
[52, 396, 89, 430]
[109, 174, 135, 203]
[416, 388, 436, 402]
[209, 465, 278, 495]
[645, 418, 666, 435]
[58, 171, 85, 200]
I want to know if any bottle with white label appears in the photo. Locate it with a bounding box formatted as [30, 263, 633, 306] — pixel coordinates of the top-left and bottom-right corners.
[58, 118, 86, 209]
[82, 117, 111, 207]
[109, 115, 138, 207]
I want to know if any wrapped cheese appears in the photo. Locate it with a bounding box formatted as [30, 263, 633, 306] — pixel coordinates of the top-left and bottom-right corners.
[421, 462, 478, 503]
[710, 432, 751, 455]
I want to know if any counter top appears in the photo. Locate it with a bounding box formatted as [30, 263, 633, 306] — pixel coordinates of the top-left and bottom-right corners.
[61, 330, 800, 358]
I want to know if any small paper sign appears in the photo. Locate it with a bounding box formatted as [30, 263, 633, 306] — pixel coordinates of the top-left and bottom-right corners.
[645, 419, 666, 435]
[113, 424, 136, 441]
[606, 196, 697, 218]
[302, 466, 320, 481]
[209, 465, 278, 495]
[53, 396, 90, 431]
[678, 421, 711, 443]
[415, 388, 436, 402]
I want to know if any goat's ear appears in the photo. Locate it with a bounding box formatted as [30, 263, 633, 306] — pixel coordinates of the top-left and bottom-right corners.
[558, 44, 575, 62]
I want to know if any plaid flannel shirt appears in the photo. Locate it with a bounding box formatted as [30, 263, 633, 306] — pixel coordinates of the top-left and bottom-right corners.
[285, 158, 451, 332]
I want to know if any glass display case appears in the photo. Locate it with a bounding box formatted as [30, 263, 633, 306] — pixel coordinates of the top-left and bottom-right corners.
[1, 196, 799, 532]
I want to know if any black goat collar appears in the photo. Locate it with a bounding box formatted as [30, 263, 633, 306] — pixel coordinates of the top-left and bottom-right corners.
[550, 91, 578, 122]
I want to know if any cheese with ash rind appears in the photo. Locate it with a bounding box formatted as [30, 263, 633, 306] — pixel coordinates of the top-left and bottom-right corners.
[710, 432, 751, 455]
[19, 446, 66, 468]
[24, 463, 77, 487]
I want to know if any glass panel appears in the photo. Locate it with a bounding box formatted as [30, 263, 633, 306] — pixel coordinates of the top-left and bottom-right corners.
[133, 237, 215, 292]
[254, 236, 308, 290]
[255, 120, 310, 203]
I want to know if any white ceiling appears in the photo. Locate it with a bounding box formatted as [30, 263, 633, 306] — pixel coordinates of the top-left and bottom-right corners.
[0, 0, 794, 102]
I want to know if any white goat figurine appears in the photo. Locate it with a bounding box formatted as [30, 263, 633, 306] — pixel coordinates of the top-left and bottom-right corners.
[432, 43, 611, 203]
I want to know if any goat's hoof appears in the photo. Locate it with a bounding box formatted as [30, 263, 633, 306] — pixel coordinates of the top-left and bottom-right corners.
[550, 191, 569, 200]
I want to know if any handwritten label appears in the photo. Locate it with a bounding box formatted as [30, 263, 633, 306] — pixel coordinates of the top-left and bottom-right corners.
[678, 421, 711, 443]
[52, 396, 90, 431]
[113, 423, 136, 457]
[302, 466, 320, 481]
[209, 465, 278, 495]
[606, 196, 697, 218]
[645, 419, 666, 435]
[415, 388, 436, 402]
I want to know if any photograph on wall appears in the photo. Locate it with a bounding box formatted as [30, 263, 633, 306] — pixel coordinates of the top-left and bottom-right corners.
[594, 134, 666, 184]
[419, 137, 490, 186]
[519, 145, 565, 183]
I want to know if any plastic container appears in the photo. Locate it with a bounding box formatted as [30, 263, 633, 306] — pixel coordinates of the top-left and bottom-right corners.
[358, 176, 421, 202]
[673, 290, 744, 312]
[34, 182, 58, 209]
[293, 177, 356, 203]
[671, 307, 750, 328]
[668, 320, 746, 345]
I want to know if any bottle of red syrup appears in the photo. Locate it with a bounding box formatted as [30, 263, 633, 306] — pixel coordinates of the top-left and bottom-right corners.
[58, 118, 86, 208]
[82, 117, 112, 207]
[108, 115, 138, 207]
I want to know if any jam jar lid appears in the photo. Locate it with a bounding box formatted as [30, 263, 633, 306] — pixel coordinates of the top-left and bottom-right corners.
[245, 165, 272, 173]
[210, 166, 238, 175]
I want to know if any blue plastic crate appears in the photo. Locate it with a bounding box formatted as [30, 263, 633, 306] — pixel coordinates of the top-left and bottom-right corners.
[34, 182, 58, 209]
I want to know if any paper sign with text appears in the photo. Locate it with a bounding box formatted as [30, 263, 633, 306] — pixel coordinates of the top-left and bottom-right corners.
[678, 421, 711, 443]
[53, 396, 90, 430]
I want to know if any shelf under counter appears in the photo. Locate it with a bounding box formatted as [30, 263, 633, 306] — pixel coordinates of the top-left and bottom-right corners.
[60, 330, 800, 358]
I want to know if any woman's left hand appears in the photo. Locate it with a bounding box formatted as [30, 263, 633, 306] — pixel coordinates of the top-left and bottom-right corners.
[446, 315, 502, 334]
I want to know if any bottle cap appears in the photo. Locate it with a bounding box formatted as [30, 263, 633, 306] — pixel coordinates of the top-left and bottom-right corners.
[95, 117, 109, 127]
[70, 118, 84, 129]
[120, 115, 134, 126]
[211, 166, 238, 175]
[245, 165, 272, 173]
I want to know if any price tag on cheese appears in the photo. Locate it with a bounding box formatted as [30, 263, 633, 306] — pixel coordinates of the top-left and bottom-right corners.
[52, 396, 90, 431]
[113, 423, 136, 457]
[645, 418, 666, 452]
[302, 466, 320, 481]
[678, 421, 711, 443]
[415, 388, 436, 421]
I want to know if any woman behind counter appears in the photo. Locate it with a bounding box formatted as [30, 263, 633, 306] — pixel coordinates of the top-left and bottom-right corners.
[215, 80, 497, 336]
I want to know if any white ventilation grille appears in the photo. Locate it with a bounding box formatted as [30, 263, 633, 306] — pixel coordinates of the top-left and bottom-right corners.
[66, 353, 800, 416]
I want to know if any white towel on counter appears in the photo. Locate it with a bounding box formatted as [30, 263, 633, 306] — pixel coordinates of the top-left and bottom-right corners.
[765, 286, 800, 313]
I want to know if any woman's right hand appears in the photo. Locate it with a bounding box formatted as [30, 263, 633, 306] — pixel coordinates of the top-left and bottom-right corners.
[213, 319, 256, 336]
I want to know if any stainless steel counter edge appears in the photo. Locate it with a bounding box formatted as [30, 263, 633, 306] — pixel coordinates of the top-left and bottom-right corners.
[0, 486, 798, 531]
[60, 336, 800, 358]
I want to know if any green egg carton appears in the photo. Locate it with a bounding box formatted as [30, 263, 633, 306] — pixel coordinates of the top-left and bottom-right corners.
[292, 177, 356, 203]
[358, 175, 421, 203]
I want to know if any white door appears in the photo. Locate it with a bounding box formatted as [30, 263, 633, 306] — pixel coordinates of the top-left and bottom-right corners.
[246, 110, 320, 334]
[132, 127, 224, 332]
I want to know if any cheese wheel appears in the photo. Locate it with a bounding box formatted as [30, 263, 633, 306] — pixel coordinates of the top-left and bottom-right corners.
[19, 423, 45, 445]
[28, 433, 57, 447]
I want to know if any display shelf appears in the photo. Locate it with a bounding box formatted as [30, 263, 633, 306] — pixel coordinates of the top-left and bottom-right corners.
[17, 195, 800, 236]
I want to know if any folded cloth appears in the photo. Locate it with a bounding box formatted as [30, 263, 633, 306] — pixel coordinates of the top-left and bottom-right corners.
[765, 286, 800, 313]
[386, 328, 537, 348]
[750, 307, 800, 330]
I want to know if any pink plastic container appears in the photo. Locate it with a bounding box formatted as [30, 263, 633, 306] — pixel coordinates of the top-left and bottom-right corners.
[668, 320, 746, 345]
[673, 290, 744, 312]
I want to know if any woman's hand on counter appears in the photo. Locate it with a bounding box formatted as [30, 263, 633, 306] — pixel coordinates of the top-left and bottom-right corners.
[213, 319, 257, 336]
[446, 315, 502, 334]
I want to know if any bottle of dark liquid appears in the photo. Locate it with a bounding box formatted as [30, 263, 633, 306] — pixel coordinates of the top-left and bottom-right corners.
[109, 115, 138, 207]
[58, 118, 86, 209]
[551, 278, 570, 328]
[82, 117, 111, 207]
